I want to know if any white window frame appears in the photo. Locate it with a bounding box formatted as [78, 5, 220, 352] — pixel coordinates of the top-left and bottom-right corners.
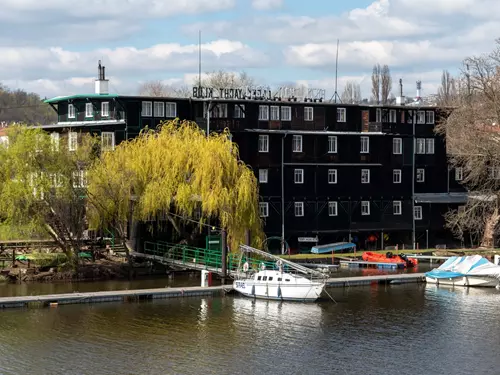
[154, 102, 164, 117]
[360, 136, 369, 153]
[417, 110, 425, 124]
[417, 168, 425, 183]
[68, 131, 78, 151]
[455, 167, 463, 181]
[72, 170, 87, 188]
[337, 108, 346, 122]
[85, 103, 93, 118]
[234, 104, 245, 119]
[393, 138, 402, 154]
[259, 105, 269, 120]
[376, 108, 382, 123]
[414, 206, 423, 220]
[294, 169, 304, 184]
[416, 138, 425, 154]
[389, 109, 397, 123]
[292, 135, 302, 153]
[165, 102, 177, 117]
[259, 169, 268, 183]
[393, 169, 402, 184]
[361, 169, 370, 184]
[50, 132, 60, 151]
[211, 103, 228, 118]
[68, 104, 76, 119]
[426, 111, 435, 124]
[328, 201, 338, 217]
[281, 106, 291, 121]
[393, 201, 402, 215]
[426, 138, 435, 154]
[304, 107, 313, 121]
[328, 136, 337, 153]
[294, 202, 304, 217]
[101, 132, 115, 152]
[101, 102, 109, 117]
[259, 202, 269, 218]
[258, 135, 269, 153]
[142, 101, 152, 117]
[328, 169, 337, 184]
[361, 201, 370, 216]
[270, 106, 280, 121]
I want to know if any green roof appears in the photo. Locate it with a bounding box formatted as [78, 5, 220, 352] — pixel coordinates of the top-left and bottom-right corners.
[44, 93, 120, 104]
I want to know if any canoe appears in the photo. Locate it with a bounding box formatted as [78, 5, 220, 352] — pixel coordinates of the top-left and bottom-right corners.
[362, 251, 418, 268]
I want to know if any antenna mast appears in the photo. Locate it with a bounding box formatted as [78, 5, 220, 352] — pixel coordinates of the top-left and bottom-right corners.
[331, 39, 341, 103]
[198, 30, 202, 88]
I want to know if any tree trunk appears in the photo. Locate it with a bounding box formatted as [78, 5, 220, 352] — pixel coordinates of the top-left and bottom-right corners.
[123, 240, 134, 280]
[480, 207, 500, 248]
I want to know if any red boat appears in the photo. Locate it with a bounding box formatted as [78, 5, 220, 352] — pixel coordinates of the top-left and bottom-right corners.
[362, 251, 418, 268]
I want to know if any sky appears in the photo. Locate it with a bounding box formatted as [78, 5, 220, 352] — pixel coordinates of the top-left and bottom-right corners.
[0, 0, 498, 100]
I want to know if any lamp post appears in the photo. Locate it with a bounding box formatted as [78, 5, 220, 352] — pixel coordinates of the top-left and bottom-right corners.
[412, 108, 416, 250]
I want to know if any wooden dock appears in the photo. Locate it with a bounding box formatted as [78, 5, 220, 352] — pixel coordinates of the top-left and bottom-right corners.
[326, 273, 425, 287]
[339, 260, 405, 269]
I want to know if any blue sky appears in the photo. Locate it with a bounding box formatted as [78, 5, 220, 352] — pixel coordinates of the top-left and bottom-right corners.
[0, 0, 497, 99]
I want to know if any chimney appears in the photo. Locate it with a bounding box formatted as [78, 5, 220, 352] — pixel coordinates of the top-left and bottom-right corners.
[95, 60, 109, 95]
[396, 78, 405, 105]
[416, 80, 422, 100]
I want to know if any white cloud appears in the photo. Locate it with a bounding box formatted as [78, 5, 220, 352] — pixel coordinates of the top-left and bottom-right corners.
[251, 0, 283, 10]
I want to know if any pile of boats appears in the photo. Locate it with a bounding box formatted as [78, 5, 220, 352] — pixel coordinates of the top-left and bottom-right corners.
[425, 255, 500, 287]
[362, 251, 418, 268]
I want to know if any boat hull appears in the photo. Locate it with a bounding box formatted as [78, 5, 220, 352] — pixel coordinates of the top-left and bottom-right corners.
[233, 280, 324, 302]
[425, 275, 499, 287]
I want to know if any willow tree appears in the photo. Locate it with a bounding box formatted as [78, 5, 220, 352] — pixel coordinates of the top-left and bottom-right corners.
[0, 125, 98, 261]
[87, 119, 264, 252]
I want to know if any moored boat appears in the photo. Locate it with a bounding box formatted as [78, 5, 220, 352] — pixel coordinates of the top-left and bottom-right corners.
[362, 251, 418, 268]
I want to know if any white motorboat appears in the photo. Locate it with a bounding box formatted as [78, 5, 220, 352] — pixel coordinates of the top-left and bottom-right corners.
[232, 245, 327, 302]
[425, 255, 500, 287]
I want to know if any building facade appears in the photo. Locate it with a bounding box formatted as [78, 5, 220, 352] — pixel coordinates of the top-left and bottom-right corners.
[41, 65, 467, 253]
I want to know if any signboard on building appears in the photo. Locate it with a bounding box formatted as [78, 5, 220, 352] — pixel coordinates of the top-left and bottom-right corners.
[191, 85, 326, 102]
[298, 237, 318, 243]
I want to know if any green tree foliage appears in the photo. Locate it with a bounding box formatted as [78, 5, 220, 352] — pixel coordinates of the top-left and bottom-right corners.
[87, 120, 264, 252]
[0, 125, 98, 260]
[0, 84, 56, 124]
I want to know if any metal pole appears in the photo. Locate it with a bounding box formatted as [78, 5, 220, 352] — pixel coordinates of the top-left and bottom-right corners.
[281, 134, 285, 254]
[221, 229, 227, 284]
[412, 109, 416, 250]
[426, 229, 429, 250]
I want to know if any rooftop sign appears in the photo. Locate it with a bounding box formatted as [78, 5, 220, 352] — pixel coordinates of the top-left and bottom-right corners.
[192, 85, 326, 102]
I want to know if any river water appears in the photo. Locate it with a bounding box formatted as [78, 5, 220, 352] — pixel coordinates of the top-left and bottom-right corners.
[1, 277, 500, 374]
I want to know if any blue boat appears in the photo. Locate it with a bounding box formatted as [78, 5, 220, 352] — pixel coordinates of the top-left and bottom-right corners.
[310, 242, 356, 254]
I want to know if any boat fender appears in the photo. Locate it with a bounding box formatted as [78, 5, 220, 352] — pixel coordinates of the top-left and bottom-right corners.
[276, 259, 283, 272]
[260, 262, 266, 271]
[243, 262, 249, 272]
[251, 285, 255, 296]
[278, 286, 282, 299]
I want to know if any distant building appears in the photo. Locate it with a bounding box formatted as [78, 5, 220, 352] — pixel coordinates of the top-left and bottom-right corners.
[40, 63, 467, 253]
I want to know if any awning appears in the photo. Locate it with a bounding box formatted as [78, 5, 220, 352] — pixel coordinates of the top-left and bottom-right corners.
[414, 193, 468, 204]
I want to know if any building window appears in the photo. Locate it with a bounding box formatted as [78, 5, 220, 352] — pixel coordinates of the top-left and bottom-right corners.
[417, 168, 425, 182]
[393, 169, 402, 183]
[281, 106, 291, 121]
[270, 106, 280, 121]
[407, 110, 413, 124]
[455, 167, 463, 181]
[101, 132, 115, 152]
[292, 135, 302, 153]
[304, 107, 313, 121]
[154, 102, 164, 117]
[393, 138, 402, 154]
[376, 108, 382, 123]
[142, 101, 152, 117]
[101, 102, 109, 117]
[234, 104, 245, 119]
[414, 206, 423, 220]
[294, 169, 304, 184]
[426, 138, 435, 154]
[68, 131, 77, 151]
[50, 132, 59, 151]
[259, 202, 269, 217]
[210, 103, 227, 118]
[361, 169, 370, 184]
[68, 104, 75, 119]
[361, 201, 370, 216]
[360, 136, 369, 153]
[85, 103, 93, 117]
[294, 202, 304, 217]
[389, 109, 397, 123]
[417, 111, 425, 124]
[337, 108, 346, 122]
[258, 135, 269, 153]
[72, 170, 87, 188]
[328, 201, 338, 216]
[328, 169, 337, 184]
[426, 111, 435, 124]
[328, 136, 337, 153]
[165, 102, 177, 117]
[416, 138, 425, 154]
[393, 201, 402, 215]
[259, 169, 268, 183]
[259, 105, 269, 120]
